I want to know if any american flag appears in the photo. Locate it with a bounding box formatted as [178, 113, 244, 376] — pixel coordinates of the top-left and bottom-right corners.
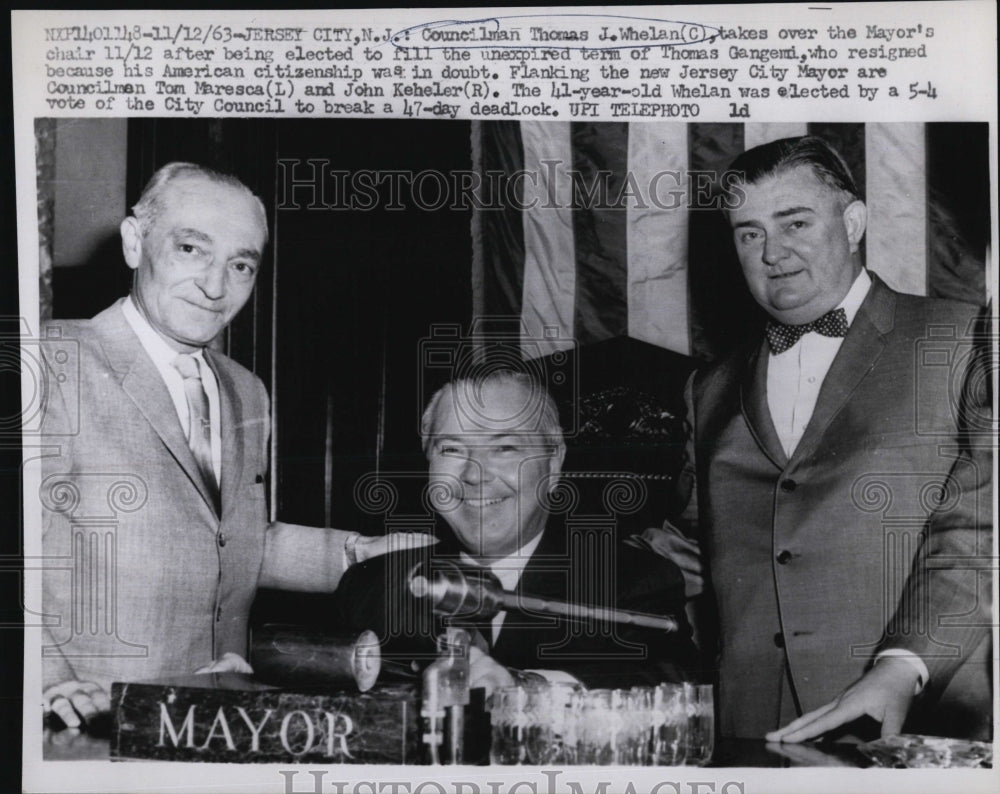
[471, 121, 990, 361]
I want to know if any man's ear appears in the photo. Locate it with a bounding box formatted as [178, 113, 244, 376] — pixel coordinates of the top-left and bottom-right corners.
[547, 442, 566, 485]
[120, 217, 143, 271]
[842, 199, 867, 253]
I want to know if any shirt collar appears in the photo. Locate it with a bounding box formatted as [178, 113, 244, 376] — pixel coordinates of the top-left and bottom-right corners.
[122, 294, 206, 369]
[838, 268, 872, 327]
[460, 528, 545, 591]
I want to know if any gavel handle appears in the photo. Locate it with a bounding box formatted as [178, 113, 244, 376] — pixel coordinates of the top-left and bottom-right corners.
[497, 593, 679, 633]
[410, 566, 680, 633]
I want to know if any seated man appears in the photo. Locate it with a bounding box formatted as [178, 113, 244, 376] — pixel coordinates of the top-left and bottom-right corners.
[332, 369, 700, 691]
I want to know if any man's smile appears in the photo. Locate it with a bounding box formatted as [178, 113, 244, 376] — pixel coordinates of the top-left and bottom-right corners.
[461, 496, 509, 508]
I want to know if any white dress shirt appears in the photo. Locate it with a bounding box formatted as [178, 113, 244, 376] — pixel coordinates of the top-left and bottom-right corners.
[764, 269, 927, 691]
[462, 530, 580, 684]
[766, 269, 872, 458]
[124, 297, 361, 573]
[461, 529, 544, 645]
[122, 296, 222, 483]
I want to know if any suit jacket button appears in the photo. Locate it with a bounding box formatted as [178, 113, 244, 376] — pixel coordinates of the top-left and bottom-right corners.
[255, 474, 264, 484]
[218, 533, 226, 547]
[773, 632, 785, 648]
[780, 479, 797, 492]
[776, 550, 792, 565]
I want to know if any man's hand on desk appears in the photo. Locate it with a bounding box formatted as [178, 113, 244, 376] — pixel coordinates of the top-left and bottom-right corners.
[468, 645, 514, 696]
[352, 531, 438, 564]
[764, 740, 856, 767]
[195, 651, 254, 675]
[42, 680, 110, 729]
[765, 657, 919, 743]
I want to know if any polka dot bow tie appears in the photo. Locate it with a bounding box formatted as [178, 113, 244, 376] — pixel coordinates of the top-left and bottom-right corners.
[765, 308, 849, 354]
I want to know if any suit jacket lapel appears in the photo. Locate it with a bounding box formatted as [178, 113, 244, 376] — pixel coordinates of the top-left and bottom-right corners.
[739, 340, 789, 469]
[94, 300, 220, 519]
[789, 277, 894, 465]
[205, 351, 244, 518]
[513, 527, 562, 601]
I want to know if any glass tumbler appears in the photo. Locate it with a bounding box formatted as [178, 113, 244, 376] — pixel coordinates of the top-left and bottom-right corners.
[683, 682, 715, 766]
[651, 683, 688, 766]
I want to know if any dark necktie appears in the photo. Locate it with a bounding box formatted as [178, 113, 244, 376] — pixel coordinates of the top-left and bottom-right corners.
[172, 353, 220, 511]
[766, 308, 849, 354]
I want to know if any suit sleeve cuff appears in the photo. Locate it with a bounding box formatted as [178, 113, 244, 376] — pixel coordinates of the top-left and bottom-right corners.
[343, 531, 361, 569]
[875, 649, 929, 695]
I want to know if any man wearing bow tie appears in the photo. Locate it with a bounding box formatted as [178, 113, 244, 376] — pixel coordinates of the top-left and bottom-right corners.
[641, 136, 992, 741]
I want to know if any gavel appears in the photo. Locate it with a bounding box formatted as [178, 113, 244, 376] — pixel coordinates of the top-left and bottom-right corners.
[407, 558, 679, 633]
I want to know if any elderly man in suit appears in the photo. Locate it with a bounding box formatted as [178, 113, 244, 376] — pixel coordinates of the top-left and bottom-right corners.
[332, 369, 700, 690]
[642, 136, 992, 741]
[40, 163, 430, 729]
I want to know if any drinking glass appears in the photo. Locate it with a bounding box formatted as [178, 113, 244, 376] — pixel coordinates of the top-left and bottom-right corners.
[624, 686, 654, 765]
[489, 681, 582, 765]
[575, 689, 619, 765]
[521, 683, 556, 765]
[546, 682, 581, 765]
[651, 683, 688, 765]
[683, 683, 715, 766]
[490, 685, 528, 765]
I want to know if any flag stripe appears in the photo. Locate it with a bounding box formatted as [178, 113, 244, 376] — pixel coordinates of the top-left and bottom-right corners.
[627, 122, 691, 355]
[688, 122, 744, 172]
[571, 122, 630, 346]
[926, 122, 990, 304]
[520, 121, 576, 358]
[470, 122, 486, 322]
[744, 123, 808, 150]
[472, 122, 987, 364]
[686, 123, 756, 361]
[865, 123, 927, 296]
[477, 120, 526, 320]
[809, 123, 868, 270]
[808, 123, 867, 200]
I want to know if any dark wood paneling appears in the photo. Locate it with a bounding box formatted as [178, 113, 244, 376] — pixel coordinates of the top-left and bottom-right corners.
[272, 120, 473, 530]
[66, 118, 474, 534]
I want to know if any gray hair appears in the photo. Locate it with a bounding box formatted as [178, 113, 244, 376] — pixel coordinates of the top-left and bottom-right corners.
[420, 369, 564, 455]
[131, 161, 269, 242]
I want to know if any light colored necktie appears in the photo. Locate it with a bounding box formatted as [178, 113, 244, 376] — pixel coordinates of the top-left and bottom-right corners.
[172, 353, 220, 511]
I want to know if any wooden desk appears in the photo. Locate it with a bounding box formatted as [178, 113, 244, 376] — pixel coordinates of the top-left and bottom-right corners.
[43, 727, 870, 767]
